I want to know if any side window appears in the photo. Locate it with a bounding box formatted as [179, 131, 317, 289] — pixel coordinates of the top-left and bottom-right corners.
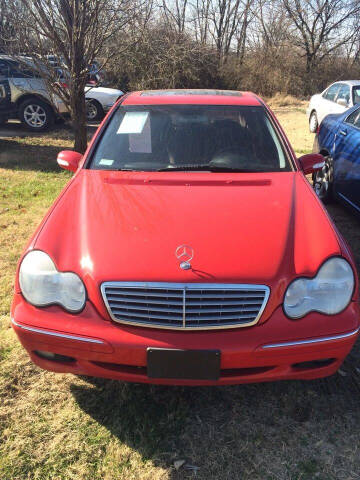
[6, 61, 20, 78]
[345, 107, 360, 126]
[353, 87, 360, 105]
[0, 60, 10, 78]
[7, 60, 36, 79]
[323, 84, 340, 102]
[336, 84, 350, 105]
[355, 114, 360, 129]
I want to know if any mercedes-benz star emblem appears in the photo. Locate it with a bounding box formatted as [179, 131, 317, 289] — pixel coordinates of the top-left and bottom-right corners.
[175, 245, 194, 270]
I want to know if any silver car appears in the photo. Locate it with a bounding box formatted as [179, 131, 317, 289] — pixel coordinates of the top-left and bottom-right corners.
[307, 80, 360, 133]
[0, 55, 67, 131]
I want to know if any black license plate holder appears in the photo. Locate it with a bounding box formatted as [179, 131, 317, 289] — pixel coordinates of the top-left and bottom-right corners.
[147, 348, 220, 380]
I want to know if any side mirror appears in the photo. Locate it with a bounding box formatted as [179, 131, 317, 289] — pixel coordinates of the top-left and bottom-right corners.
[337, 98, 348, 107]
[57, 150, 82, 172]
[298, 153, 325, 175]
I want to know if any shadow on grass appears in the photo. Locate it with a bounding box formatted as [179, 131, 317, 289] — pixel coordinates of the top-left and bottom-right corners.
[0, 139, 66, 173]
[0, 120, 99, 139]
[71, 341, 360, 479]
[0, 124, 98, 173]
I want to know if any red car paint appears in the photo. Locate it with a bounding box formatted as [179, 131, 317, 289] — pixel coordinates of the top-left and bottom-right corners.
[11, 90, 359, 385]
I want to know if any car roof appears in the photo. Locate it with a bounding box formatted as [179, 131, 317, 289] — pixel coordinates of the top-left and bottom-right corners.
[122, 89, 262, 106]
[332, 80, 360, 86]
[0, 55, 14, 61]
[0, 54, 34, 62]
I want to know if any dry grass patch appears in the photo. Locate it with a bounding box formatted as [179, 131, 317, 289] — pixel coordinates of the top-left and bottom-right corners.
[267, 93, 306, 109]
[266, 93, 314, 156]
[275, 107, 314, 156]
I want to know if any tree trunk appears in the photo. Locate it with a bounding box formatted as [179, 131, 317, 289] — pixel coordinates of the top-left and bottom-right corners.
[304, 54, 316, 96]
[71, 87, 88, 153]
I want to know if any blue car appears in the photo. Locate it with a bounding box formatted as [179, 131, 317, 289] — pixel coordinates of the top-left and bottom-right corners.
[314, 104, 360, 212]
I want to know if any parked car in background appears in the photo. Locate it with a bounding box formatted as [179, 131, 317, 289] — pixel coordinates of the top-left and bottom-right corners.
[0, 55, 67, 131]
[313, 103, 360, 214]
[307, 81, 360, 132]
[46, 55, 62, 68]
[55, 67, 123, 121]
[11, 90, 359, 386]
[84, 85, 123, 121]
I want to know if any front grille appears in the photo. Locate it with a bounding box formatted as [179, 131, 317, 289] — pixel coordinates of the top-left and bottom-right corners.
[101, 282, 270, 330]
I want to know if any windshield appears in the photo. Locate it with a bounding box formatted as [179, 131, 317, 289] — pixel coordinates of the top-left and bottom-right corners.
[89, 105, 291, 172]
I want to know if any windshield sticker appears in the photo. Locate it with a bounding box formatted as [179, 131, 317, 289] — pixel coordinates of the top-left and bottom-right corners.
[117, 111, 149, 134]
[129, 115, 152, 153]
[99, 158, 114, 166]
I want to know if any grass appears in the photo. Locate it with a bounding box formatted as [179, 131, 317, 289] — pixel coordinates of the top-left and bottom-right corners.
[1, 111, 360, 479]
[271, 102, 314, 156]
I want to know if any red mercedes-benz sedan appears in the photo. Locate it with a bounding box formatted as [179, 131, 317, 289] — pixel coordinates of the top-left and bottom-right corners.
[11, 90, 359, 385]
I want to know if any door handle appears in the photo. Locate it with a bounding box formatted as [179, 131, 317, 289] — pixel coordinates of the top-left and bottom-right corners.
[339, 130, 347, 136]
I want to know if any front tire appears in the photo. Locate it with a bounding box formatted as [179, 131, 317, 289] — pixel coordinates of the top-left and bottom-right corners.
[86, 99, 104, 121]
[19, 98, 54, 131]
[312, 156, 333, 204]
[309, 111, 318, 133]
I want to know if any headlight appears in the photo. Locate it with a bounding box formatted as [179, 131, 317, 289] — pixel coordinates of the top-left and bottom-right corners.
[284, 257, 354, 319]
[19, 250, 86, 312]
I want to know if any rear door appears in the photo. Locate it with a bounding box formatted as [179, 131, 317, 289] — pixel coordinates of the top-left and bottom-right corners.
[0, 59, 11, 114]
[7, 60, 42, 94]
[333, 107, 360, 210]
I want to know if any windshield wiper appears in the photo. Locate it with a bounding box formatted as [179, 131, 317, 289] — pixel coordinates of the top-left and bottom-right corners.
[157, 164, 254, 172]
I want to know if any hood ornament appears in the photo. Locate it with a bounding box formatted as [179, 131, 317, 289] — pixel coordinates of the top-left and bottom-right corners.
[175, 245, 194, 270]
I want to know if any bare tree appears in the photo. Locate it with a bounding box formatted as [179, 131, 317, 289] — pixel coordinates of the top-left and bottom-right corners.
[209, 0, 242, 61]
[12, 0, 139, 152]
[252, 0, 289, 51]
[281, 0, 360, 90]
[0, 0, 16, 52]
[192, 0, 211, 44]
[162, 0, 189, 33]
[235, 0, 253, 64]
[205, 0, 254, 63]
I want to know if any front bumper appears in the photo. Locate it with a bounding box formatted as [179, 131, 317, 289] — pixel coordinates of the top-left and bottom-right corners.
[11, 294, 359, 386]
[53, 97, 68, 115]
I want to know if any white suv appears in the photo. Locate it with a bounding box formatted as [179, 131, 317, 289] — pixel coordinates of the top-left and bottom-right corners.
[307, 81, 360, 132]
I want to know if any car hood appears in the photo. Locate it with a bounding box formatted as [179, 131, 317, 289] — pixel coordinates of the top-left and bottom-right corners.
[34, 170, 340, 318]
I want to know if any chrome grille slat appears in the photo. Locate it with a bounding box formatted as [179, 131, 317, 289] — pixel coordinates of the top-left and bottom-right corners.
[105, 290, 183, 298]
[184, 307, 260, 314]
[185, 293, 265, 298]
[111, 304, 183, 314]
[110, 310, 183, 321]
[101, 282, 270, 330]
[185, 314, 256, 321]
[106, 296, 183, 306]
[185, 300, 264, 306]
